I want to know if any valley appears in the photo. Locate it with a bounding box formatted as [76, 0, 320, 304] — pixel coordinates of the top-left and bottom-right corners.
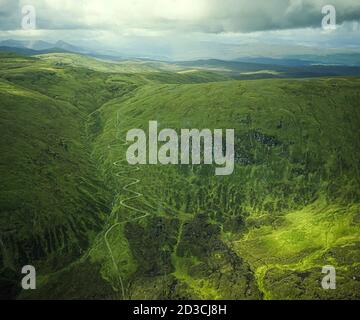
[0, 52, 360, 300]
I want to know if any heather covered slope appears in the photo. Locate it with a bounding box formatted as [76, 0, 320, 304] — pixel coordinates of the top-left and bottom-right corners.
[0, 54, 119, 299]
[84, 78, 360, 299]
[0, 52, 360, 299]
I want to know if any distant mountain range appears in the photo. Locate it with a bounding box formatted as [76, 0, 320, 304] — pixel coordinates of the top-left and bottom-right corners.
[0, 39, 86, 54]
[0, 39, 127, 61]
[0, 46, 71, 56]
[236, 54, 360, 67]
[1, 39, 360, 68]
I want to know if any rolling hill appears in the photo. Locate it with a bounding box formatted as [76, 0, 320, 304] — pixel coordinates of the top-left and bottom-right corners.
[83, 77, 360, 300]
[0, 51, 359, 300]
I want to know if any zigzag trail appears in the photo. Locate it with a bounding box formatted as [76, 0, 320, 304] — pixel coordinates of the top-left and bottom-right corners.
[102, 111, 196, 299]
[102, 110, 156, 300]
[84, 93, 193, 299]
[86, 99, 193, 299]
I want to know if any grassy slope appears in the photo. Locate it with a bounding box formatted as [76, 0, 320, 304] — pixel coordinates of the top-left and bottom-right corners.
[36, 53, 232, 83]
[37, 53, 160, 73]
[1, 52, 360, 299]
[90, 78, 360, 299]
[0, 53, 119, 299]
[0, 53, 238, 299]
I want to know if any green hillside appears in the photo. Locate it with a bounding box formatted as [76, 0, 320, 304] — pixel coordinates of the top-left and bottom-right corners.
[84, 78, 360, 300]
[36, 53, 160, 73]
[0, 52, 359, 300]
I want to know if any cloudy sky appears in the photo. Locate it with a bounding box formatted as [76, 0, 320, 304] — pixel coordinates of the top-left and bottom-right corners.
[1, 0, 360, 59]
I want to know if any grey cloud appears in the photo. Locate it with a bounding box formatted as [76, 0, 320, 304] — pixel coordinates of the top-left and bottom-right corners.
[0, 0, 360, 33]
[0, 0, 21, 30]
[196, 0, 360, 33]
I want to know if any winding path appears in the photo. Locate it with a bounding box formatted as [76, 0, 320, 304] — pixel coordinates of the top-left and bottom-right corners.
[102, 111, 154, 300]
